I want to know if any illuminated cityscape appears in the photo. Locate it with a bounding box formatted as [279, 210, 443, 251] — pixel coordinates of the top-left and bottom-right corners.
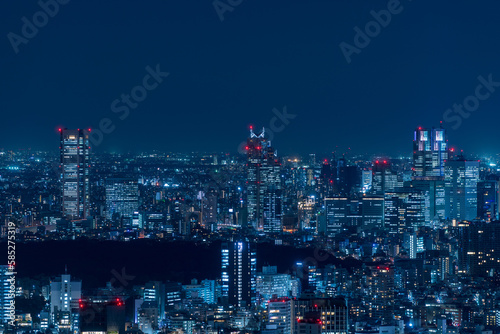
[2, 1, 500, 333]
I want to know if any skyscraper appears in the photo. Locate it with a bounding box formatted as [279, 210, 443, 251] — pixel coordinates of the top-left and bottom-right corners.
[246, 127, 282, 232]
[384, 190, 426, 234]
[477, 179, 499, 221]
[372, 160, 400, 194]
[59, 128, 91, 220]
[221, 240, 257, 308]
[267, 297, 293, 334]
[365, 264, 394, 324]
[458, 221, 500, 277]
[50, 273, 82, 333]
[413, 126, 447, 178]
[105, 178, 139, 226]
[294, 297, 348, 334]
[444, 156, 479, 221]
[0, 265, 14, 325]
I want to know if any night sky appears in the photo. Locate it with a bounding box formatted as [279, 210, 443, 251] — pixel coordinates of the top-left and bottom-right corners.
[2, 0, 500, 156]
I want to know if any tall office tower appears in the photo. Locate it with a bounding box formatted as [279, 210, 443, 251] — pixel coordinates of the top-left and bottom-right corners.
[458, 221, 500, 277]
[183, 279, 217, 305]
[444, 157, 479, 221]
[298, 196, 316, 231]
[409, 179, 446, 222]
[267, 297, 293, 334]
[324, 197, 350, 237]
[50, 273, 82, 332]
[59, 128, 91, 220]
[362, 169, 373, 193]
[201, 191, 218, 228]
[413, 126, 447, 178]
[143, 281, 165, 323]
[361, 197, 384, 228]
[165, 282, 182, 310]
[323, 197, 366, 234]
[0, 265, 14, 325]
[372, 160, 400, 194]
[256, 266, 292, 306]
[294, 297, 348, 334]
[477, 179, 499, 221]
[105, 178, 139, 226]
[221, 240, 257, 308]
[319, 160, 334, 199]
[384, 190, 426, 234]
[308, 154, 316, 166]
[245, 127, 282, 232]
[365, 265, 394, 324]
[403, 232, 418, 258]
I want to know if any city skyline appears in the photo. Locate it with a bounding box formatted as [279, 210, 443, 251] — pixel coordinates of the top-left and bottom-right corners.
[3, 1, 500, 333]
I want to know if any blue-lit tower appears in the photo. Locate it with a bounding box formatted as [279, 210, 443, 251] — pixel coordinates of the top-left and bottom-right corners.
[221, 240, 257, 308]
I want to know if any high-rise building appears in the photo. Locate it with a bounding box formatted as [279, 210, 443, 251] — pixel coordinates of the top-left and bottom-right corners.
[408, 179, 446, 222]
[323, 197, 383, 233]
[201, 191, 218, 228]
[372, 160, 400, 194]
[0, 265, 14, 325]
[365, 264, 394, 324]
[143, 281, 165, 323]
[79, 298, 126, 334]
[361, 197, 384, 229]
[221, 240, 257, 308]
[458, 221, 500, 277]
[413, 126, 447, 178]
[444, 157, 479, 221]
[256, 266, 292, 306]
[477, 179, 499, 221]
[59, 128, 91, 220]
[105, 178, 139, 226]
[267, 297, 293, 334]
[384, 190, 426, 234]
[294, 296, 348, 334]
[246, 127, 282, 232]
[50, 273, 82, 333]
[182, 279, 217, 305]
[324, 198, 348, 237]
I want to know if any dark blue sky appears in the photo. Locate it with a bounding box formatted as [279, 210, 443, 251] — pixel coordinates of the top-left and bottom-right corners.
[2, 0, 500, 156]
